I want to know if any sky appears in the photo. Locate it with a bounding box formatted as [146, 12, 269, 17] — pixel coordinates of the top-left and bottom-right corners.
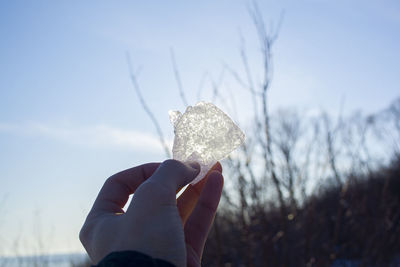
[0, 0, 399, 256]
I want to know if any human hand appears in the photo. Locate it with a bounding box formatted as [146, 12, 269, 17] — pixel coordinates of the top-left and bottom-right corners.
[79, 159, 224, 267]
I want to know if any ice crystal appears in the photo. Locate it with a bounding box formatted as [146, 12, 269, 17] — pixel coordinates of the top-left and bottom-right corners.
[169, 102, 245, 184]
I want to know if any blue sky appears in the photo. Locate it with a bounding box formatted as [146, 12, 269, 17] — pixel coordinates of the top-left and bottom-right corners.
[0, 0, 399, 256]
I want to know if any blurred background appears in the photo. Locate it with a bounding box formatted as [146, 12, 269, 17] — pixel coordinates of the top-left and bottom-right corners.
[0, 1, 399, 266]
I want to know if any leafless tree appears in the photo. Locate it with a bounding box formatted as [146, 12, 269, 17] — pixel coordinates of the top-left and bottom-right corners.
[127, 1, 400, 265]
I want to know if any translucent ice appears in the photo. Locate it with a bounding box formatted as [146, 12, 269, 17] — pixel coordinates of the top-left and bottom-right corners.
[169, 102, 245, 184]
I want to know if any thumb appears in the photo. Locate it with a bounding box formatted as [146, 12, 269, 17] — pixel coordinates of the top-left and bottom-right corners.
[127, 160, 200, 214]
[148, 159, 200, 192]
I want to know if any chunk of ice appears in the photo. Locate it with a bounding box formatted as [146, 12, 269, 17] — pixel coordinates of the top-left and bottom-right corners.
[169, 102, 245, 184]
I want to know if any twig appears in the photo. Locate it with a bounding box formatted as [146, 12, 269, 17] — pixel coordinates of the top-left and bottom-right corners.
[210, 68, 226, 103]
[126, 52, 171, 158]
[196, 71, 209, 101]
[170, 48, 189, 107]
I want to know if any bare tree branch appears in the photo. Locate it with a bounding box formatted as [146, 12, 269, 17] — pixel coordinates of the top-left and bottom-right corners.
[210, 68, 226, 103]
[322, 113, 342, 186]
[170, 48, 189, 107]
[126, 52, 171, 158]
[249, 1, 285, 209]
[196, 71, 209, 101]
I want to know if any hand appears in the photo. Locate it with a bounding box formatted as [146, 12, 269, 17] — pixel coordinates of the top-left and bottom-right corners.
[79, 159, 224, 267]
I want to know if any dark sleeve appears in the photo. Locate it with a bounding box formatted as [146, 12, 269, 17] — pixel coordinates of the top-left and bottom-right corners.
[93, 251, 176, 267]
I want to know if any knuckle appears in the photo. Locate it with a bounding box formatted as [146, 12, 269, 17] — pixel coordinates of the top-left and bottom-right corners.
[100, 177, 114, 192]
[79, 224, 90, 244]
[79, 220, 98, 245]
[104, 175, 117, 185]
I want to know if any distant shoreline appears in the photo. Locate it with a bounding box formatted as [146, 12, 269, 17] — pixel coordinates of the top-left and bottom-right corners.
[0, 253, 89, 267]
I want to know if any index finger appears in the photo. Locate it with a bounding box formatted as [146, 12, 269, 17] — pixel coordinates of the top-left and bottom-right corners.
[88, 162, 160, 219]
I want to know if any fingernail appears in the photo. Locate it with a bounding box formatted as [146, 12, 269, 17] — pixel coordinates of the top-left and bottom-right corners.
[187, 161, 200, 171]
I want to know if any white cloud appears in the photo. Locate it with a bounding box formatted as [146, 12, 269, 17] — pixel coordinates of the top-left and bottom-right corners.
[0, 122, 171, 153]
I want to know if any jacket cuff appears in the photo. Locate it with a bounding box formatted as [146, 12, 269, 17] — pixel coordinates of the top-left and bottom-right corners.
[93, 251, 175, 267]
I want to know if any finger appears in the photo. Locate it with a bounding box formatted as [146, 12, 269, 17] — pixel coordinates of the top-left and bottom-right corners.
[130, 159, 200, 208]
[184, 171, 224, 257]
[148, 159, 200, 191]
[177, 162, 222, 224]
[88, 162, 160, 218]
